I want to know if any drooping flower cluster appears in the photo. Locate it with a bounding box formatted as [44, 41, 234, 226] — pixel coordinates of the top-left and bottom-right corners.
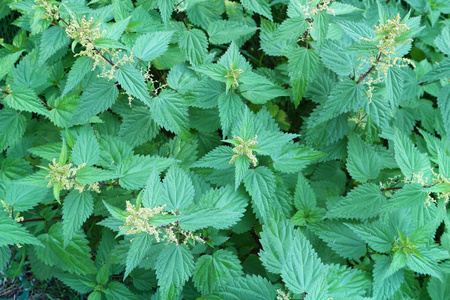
[121, 201, 205, 245]
[1, 200, 24, 222]
[44, 159, 100, 193]
[65, 16, 135, 80]
[229, 135, 259, 167]
[33, 0, 60, 22]
[298, 0, 335, 37]
[359, 14, 414, 99]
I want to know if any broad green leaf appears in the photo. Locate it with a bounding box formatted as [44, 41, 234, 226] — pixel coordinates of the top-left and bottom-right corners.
[39, 26, 70, 63]
[0, 109, 26, 151]
[327, 264, 371, 299]
[3, 182, 49, 212]
[347, 221, 395, 253]
[207, 20, 257, 45]
[420, 57, 450, 84]
[0, 157, 32, 182]
[372, 255, 405, 299]
[238, 72, 289, 104]
[72, 125, 100, 167]
[281, 230, 325, 294]
[214, 275, 277, 300]
[156, 244, 194, 300]
[125, 233, 153, 278]
[310, 11, 329, 43]
[116, 64, 151, 103]
[192, 146, 234, 169]
[0, 211, 43, 247]
[309, 220, 367, 259]
[75, 166, 118, 185]
[118, 106, 158, 147]
[438, 84, 450, 138]
[56, 273, 96, 294]
[346, 134, 381, 183]
[178, 29, 208, 66]
[105, 281, 137, 300]
[217, 93, 245, 138]
[133, 31, 173, 62]
[0, 50, 23, 81]
[394, 130, 431, 180]
[428, 273, 450, 300]
[117, 155, 174, 190]
[241, 0, 272, 20]
[62, 57, 94, 96]
[62, 191, 94, 247]
[160, 165, 195, 211]
[70, 76, 119, 125]
[5, 86, 48, 116]
[49, 95, 78, 128]
[259, 215, 294, 274]
[180, 206, 243, 230]
[243, 166, 277, 222]
[272, 144, 324, 174]
[435, 26, 450, 55]
[386, 67, 405, 107]
[234, 154, 249, 190]
[99, 135, 134, 167]
[147, 90, 190, 138]
[185, 0, 224, 28]
[193, 249, 243, 294]
[35, 223, 96, 274]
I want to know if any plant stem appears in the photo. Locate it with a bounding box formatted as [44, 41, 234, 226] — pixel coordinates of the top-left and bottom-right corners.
[19, 216, 62, 224]
[12, 245, 26, 279]
[357, 53, 382, 85]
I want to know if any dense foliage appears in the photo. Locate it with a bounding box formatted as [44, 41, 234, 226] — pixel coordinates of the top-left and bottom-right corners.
[1, 0, 450, 299]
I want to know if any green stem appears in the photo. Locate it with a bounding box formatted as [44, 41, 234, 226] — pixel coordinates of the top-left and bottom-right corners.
[12, 245, 26, 278]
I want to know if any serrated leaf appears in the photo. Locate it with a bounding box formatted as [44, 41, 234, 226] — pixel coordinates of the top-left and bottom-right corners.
[346, 221, 395, 253]
[116, 64, 151, 103]
[160, 165, 195, 211]
[178, 29, 208, 66]
[243, 166, 276, 222]
[372, 255, 405, 299]
[0, 50, 23, 81]
[438, 84, 450, 138]
[217, 93, 245, 138]
[4, 182, 49, 212]
[35, 223, 96, 274]
[5, 86, 48, 116]
[309, 220, 366, 259]
[272, 144, 324, 174]
[125, 233, 153, 278]
[238, 72, 289, 104]
[0, 109, 26, 152]
[193, 249, 243, 294]
[215, 275, 277, 300]
[62, 191, 94, 246]
[75, 166, 118, 185]
[156, 244, 194, 300]
[346, 134, 381, 183]
[394, 130, 431, 180]
[207, 20, 257, 45]
[327, 264, 370, 298]
[117, 155, 174, 190]
[71, 76, 119, 125]
[40, 26, 70, 63]
[133, 31, 173, 62]
[62, 57, 94, 96]
[147, 90, 190, 138]
[0, 212, 43, 247]
[435, 26, 450, 55]
[193, 146, 233, 169]
[118, 106, 158, 147]
[241, 0, 272, 20]
[281, 230, 325, 294]
[72, 125, 100, 167]
[386, 67, 404, 107]
[56, 273, 96, 294]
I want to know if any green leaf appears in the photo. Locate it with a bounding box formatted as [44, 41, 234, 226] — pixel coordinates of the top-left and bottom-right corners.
[105, 281, 137, 300]
[272, 144, 324, 174]
[5, 86, 48, 116]
[62, 191, 94, 247]
[49, 95, 78, 128]
[72, 125, 100, 167]
[56, 273, 96, 294]
[428, 273, 450, 300]
[281, 229, 325, 294]
[125, 233, 153, 278]
[420, 57, 450, 84]
[116, 64, 151, 103]
[118, 106, 158, 147]
[287, 47, 320, 106]
[238, 72, 289, 104]
[0, 50, 23, 81]
[117, 155, 174, 190]
[160, 165, 195, 211]
[0, 246, 10, 271]
[259, 216, 294, 274]
[0, 211, 43, 247]
[241, 0, 272, 20]
[347, 221, 395, 253]
[372, 255, 405, 299]
[438, 84, 450, 138]
[214, 275, 277, 300]
[75, 166, 118, 185]
[71, 76, 119, 125]
[207, 20, 257, 45]
[394, 130, 431, 180]
[3, 182, 49, 212]
[35, 223, 96, 274]
[156, 244, 194, 300]
[39, 26, 70, 63]
[327, 264, 371, 298]
[310, 11, 329, 43]
[309, 220, 366, 259]
[193, 249, 243, 294]
[133, 31, 173, 62]
[346, 134, 381, 183]
[147, 90, 190, 138]
[62, 57, 94, 96]
[435, 26, 450, 55]
[193, 146, 234, 169]
[243, 166, 276, 222]
[386, 67, 405, 107]
[178, 29, 208, 66]
[217, 93, 245, 138]
[0, 109, 26, 151]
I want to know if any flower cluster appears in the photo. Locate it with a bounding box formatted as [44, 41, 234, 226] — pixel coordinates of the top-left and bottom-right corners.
[1, 200, 24, 222]
[229, 135, 259, 167]
[298, 0, 335, 37]
[65, 16, 134, 80]
[33, 0, 60, 22]
[224, 64, 244, 90]
[276, 289, 291, 300]
[359, 14, 414, 99]
[44, 159, 100, 193]
[121, 201, 205, 245]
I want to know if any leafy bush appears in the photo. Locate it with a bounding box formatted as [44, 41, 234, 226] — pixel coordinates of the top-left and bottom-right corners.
[1, 0, 450, 299]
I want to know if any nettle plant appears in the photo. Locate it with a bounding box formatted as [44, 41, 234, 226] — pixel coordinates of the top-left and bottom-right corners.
[1, 0, 450, 299]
